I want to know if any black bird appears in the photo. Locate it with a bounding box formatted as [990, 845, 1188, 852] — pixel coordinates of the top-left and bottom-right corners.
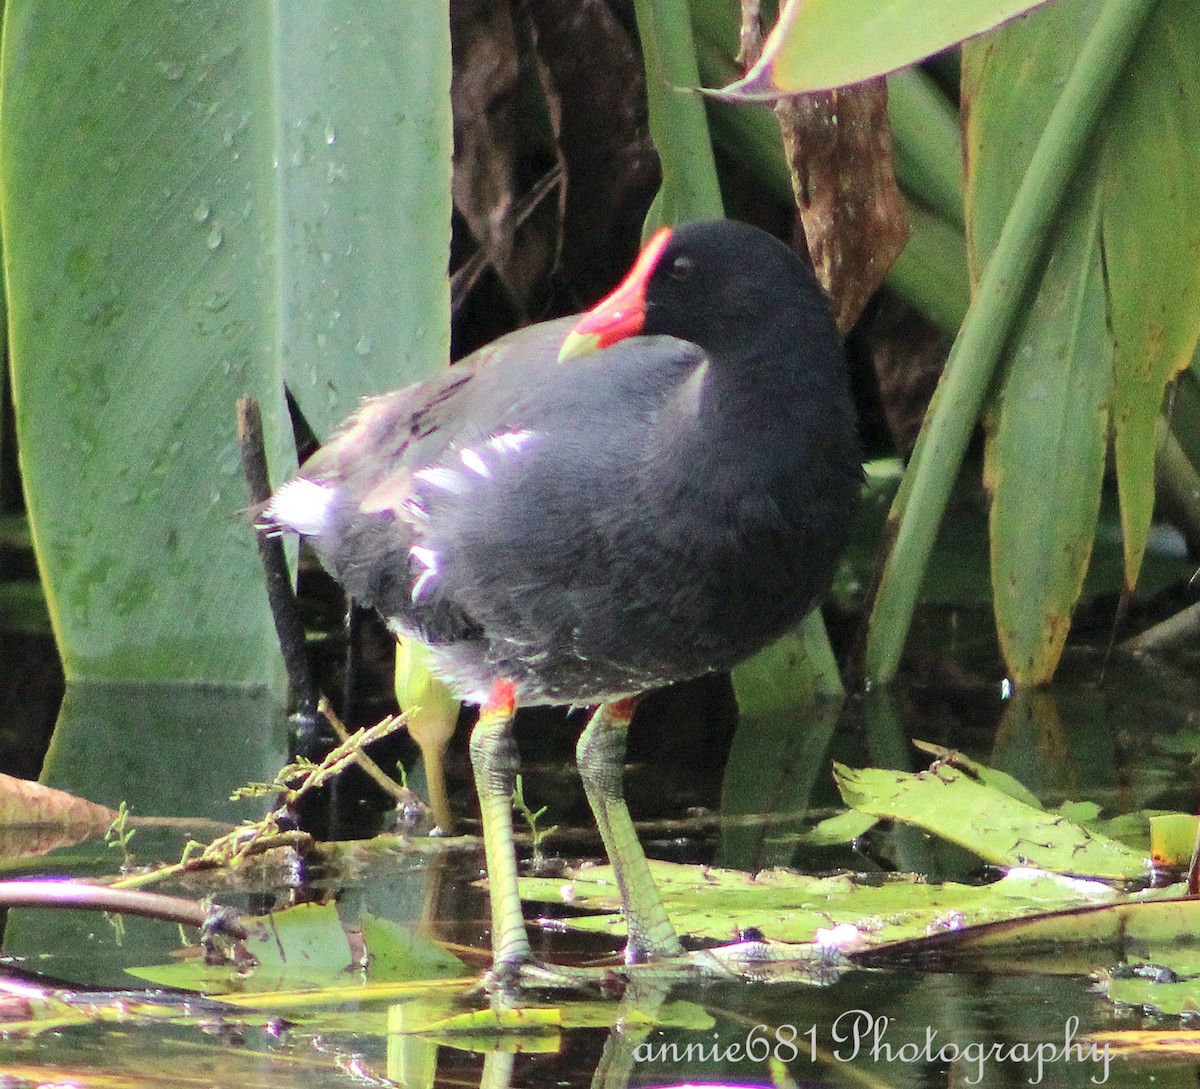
[264, 218, 861, 980]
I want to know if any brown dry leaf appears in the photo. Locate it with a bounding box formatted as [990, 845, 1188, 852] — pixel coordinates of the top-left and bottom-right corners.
[0, 772, 116, 858]
[0, 772, 116, 828]
[776, 80, 909, 331]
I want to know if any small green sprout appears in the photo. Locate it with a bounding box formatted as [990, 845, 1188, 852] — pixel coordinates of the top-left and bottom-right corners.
[512, 775, 558, 865]
[105, 801, 136, 864]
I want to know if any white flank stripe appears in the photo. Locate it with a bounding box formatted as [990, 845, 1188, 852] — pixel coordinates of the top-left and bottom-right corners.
[409, 545, 440, 602]
[459, 447, 491, 477]
[414, 466, 469, 494]
[486, 429, 536, 454]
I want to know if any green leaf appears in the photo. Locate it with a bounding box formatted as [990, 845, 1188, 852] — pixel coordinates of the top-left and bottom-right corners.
[713, 0, 1055, 98]
[886, 202, 971, 337]
[833, 762, 1149, 880]
[962, 0, 1200, 680]
[887, 68, 964, 228]
[520, 860, 1128, 947]
[130, 908, 465, 997]
[1101, 0, 1200, 583]
[791, 808, 878, 848]
[911, 741, 1043, 809]
[129, 902, 354, 992]
[361, 913, 464, 982]
[1149, 813, 1198, 868]
[633, 0, 723, 226]
[730, 620, 843, 721]
[883, 893, 1198, 957]
[1103, 947, 1200, 1017]
[0, 3, 451, 684]
[400, 993, 712, 1038]
[983, 184, 1112, 683]
[864, 0, 1161, 684]
[273, 6, 452, 438]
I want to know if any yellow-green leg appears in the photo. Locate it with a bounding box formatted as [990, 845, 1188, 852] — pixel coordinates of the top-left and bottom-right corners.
[469, 680, 532, 975]
[576, 698, 684, 962]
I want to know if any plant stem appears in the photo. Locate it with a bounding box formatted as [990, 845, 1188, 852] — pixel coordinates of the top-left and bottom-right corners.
[634, 0, 724, 226]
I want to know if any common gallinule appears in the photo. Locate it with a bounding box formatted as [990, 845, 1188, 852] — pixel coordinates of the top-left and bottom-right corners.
[265, 218, 860, 980]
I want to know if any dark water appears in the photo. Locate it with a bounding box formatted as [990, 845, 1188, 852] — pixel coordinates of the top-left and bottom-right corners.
[2, 640, 1199, 1087]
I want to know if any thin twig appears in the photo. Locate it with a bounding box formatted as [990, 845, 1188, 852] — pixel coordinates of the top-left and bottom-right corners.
[0, 879, 248, 939]
[319, 698, 416, 806]
[237, 395, 318, 718]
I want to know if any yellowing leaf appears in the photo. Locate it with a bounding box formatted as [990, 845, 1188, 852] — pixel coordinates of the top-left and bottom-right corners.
[714, 0, 1055, 98]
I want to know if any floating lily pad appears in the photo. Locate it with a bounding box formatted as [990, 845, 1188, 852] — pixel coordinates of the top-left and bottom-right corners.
[521, 862, 1124, 948]
[834, 761, 1149, 879]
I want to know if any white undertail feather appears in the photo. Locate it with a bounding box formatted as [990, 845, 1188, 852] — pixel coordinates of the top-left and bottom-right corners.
[266, 479, 335, 537]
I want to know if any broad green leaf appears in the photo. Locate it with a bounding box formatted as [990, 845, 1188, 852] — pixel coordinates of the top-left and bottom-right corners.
[868, 0, 1185, 681]
[0, 4, 451, 684]
[730, 623, 842, 721]
[129, 901, 353, 992]
[1104, 975, 1200, 1019]
[966, 5, 1104, 665]
[713, 0, 1054, 98]
[891, 893, 1197, 956]
[834, 762, 1149, 879]
[2, 4, 286, 683]
[792, 808, 878, 847]
[911, 741, 1042, 808]
[1102, 0, 1200, 582]
[1149, 813, 1198, 868]
[131, 910, 464, 996]
[887, 68, 964, 230]
[519, 861, 1124, 946]
[361, 913, 464, 982]
[273, 6, 452, 438]
[399, 994, 713, 1039]
[983, 184, 1112, 683]
[961, 0, 1098, 273]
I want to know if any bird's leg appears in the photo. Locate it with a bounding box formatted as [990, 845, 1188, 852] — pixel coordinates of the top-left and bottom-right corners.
[576, 699, 684, 962]
[469, 679, 533, 975]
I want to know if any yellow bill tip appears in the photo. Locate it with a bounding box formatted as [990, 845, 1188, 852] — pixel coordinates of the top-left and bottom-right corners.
[557, 329, 602, 363]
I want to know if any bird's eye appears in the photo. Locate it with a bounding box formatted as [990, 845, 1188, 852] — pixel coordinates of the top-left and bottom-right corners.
[670, 256, 694, 281]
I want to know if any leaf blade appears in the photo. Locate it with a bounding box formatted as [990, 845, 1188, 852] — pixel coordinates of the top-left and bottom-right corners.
[717, 0, 1057, 98]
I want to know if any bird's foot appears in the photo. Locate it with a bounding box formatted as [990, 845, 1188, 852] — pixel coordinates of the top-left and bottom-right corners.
[469, 944, 739, 1008]
[469, 953, 607, 1005]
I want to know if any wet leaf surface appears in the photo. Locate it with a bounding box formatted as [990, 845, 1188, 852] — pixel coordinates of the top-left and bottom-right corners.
[833, 759, 1149, 879]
